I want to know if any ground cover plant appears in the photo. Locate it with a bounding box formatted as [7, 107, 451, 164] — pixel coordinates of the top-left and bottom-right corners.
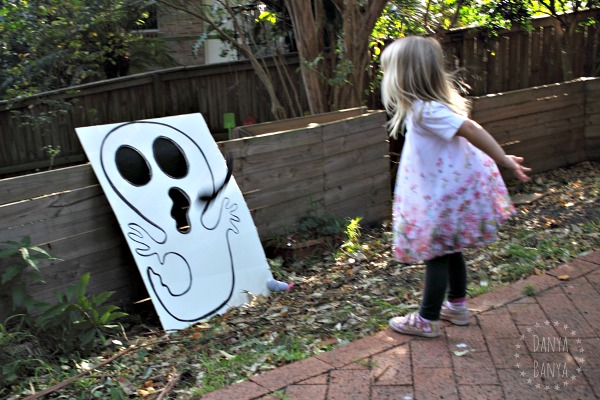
[2, 161, 599, 399]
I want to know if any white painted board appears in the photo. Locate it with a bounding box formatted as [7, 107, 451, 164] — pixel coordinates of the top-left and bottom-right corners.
[76, 113, 273, 330]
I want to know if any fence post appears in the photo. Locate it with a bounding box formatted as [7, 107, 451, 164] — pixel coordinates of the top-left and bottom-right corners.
[152, 73, 165, 116]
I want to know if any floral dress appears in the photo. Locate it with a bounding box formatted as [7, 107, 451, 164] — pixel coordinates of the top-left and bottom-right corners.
[392, 101, 514, 263]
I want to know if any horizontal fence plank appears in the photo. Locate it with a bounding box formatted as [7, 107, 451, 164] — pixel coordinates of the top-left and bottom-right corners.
[232, 107, 367, 137]
[244, 173, 325, 210]
[25, 244, 142, 308]
[585, 138, 600, 161]
[473, 86, 584, 124]
[323, 157, 389, 191]
[322, 125, 388, 157]
[252, 193, 327, 238]
[1, 164, 98, 205]
[325, 189, 390, 224]
[239, 143, 324, 176]
[490, 116, 586, 146]
[484, 105, 585, 141]
[240, 127, 323, 157]
[0, 186, 117, 245]
[324, 143, 389, 179]
[239, 160, 323, 193]
[324, 173, 390, 207]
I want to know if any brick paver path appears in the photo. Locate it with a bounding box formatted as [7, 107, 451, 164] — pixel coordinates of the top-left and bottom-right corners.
[202, 251, 600, 399]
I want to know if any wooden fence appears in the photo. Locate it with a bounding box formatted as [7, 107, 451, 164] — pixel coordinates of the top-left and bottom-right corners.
[471, 78, 600, 175]
[441, 9, 599, 96]
[0, 108, 390, 318]
[1, 11, 598, 178]
[0, 54, 309, 177]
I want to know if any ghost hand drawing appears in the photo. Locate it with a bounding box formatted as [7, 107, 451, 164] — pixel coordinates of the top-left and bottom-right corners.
[98, 120, 241, 324]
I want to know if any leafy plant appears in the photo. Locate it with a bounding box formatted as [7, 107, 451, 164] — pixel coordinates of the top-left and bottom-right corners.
[0, 236, 58, 316]
[340, 217, 364, 254]
[43, 144, 62, 170]
[522, 284, 536, 296]
[34, 273, 128, 352]
[0, 236, 127, 355]
[0, 316, 48, 389]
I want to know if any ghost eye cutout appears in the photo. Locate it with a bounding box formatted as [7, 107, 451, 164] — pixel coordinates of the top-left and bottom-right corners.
[153, 137, 188, 179]
[115, 145, 151, 186]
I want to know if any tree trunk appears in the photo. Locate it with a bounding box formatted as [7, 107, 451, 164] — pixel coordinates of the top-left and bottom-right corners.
[284, 0, 329, 114]
[286, 0, 387, 114]
[335, 0, 387, 109]
[556, 16, 576, 82]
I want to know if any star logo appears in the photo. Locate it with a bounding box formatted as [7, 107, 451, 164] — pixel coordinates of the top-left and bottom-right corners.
[513, 320, 586, 392]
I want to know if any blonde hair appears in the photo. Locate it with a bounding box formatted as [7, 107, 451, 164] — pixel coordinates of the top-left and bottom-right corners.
[380, 36, 470, 138]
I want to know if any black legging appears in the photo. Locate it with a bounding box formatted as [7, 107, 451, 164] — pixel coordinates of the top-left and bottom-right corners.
[419, 252, 467, 321]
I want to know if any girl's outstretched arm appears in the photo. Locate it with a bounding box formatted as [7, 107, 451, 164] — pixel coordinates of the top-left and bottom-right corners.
[456, 119, 531, 182]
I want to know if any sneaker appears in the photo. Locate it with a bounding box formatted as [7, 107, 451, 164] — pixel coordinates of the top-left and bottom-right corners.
[440, 301, 470, 325]
[389, 312, 440, 338]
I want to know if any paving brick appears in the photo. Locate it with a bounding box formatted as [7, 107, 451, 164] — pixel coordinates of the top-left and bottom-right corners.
[536, 292, 596, 337]
[570, 337, 600, 368]
[298, 375, 329, 385]
[513, 295, 538, 304]
[469, 285, 523, 313]
[547, 383, 598, 400]
[578, 250, 600, 265]
[562, 278, 600, 332]
[478, 312, 521, 339]
[371, 385, 413, 400]
[487, 338, 534, 369]
[539, 284, 566, 295]
[315, 332, 408, 368]
[371, 345, 412, 386]
[586, 270, 600, 293]
[284, 384, 327, 400]
[584, 368, 600, 398]
[201, 379, 270, 400]
[497, 368, 551, 400]
[451, 349, 499, 385]
[458, 384, 504, 399]
[339, 362, 370, 371]
[445, 323, 487, 352]
[511, 273, 560, 296]
[250, 357, 333, 392]
[327, 369, 371, 400]
[507, 301, 548, 326]
[413, 368, 458, 399]
[410, 337, 452, 369]
[550, 259, 599, 280]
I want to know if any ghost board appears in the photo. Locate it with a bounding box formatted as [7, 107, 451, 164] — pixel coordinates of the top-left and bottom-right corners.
[76, 113, 273, 331]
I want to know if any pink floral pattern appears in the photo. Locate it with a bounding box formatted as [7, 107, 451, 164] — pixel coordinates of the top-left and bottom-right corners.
[392, 102, 514, 263]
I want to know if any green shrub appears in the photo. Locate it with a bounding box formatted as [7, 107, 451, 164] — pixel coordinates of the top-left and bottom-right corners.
[0, 237, 128, 356]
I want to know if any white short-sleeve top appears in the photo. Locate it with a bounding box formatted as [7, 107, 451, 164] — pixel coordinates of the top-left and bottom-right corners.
[392, 101, 514, 263]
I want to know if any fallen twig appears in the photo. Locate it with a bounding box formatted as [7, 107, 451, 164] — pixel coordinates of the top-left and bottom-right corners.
[156, 371, 180, 400]
[24, 339, 177, 400]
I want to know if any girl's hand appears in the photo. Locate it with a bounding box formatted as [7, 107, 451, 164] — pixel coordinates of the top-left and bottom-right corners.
[504, 155, 531, 182]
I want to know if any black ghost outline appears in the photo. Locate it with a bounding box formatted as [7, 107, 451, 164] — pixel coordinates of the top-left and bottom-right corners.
[100, 120, 237, 323]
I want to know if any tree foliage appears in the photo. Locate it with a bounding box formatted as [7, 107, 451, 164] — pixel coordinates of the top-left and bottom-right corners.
[0, 0, 168, 101]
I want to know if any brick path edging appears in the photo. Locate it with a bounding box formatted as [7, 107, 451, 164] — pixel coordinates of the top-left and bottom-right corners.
[201, 250, 600, 400]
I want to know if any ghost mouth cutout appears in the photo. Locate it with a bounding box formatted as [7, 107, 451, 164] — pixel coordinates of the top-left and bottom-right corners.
[169, 187, 191, 233]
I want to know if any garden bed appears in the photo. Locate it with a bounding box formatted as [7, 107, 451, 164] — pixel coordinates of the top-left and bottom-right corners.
[4, 161, 599, 399]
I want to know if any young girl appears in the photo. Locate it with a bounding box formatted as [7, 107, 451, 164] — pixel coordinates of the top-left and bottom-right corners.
[381, 36, 531, 338]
